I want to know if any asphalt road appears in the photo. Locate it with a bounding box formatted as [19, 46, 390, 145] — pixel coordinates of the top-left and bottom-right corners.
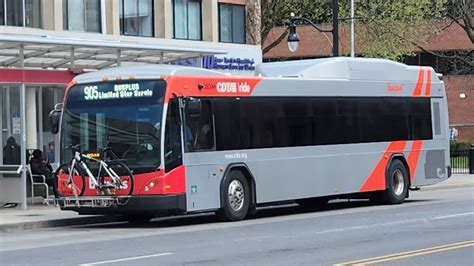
[1, 186, 473, 266]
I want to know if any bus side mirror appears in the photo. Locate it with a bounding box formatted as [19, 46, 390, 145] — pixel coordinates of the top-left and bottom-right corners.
[187, 98, 202, 120]
[49, 103, 63, 135]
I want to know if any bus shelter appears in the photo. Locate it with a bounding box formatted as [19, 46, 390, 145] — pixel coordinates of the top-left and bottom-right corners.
[0, 30, 226, 209]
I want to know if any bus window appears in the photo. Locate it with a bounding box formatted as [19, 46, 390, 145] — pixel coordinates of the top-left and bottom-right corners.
[185, 99, 215, 151]
[164, 99, 182, 172]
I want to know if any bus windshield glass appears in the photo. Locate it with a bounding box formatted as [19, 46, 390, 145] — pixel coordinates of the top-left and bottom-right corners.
[60, 80, 166, 171]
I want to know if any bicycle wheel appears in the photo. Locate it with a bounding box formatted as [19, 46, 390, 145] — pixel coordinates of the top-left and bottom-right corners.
[100, 161, 134, 196]
[56, 164, 86, 197]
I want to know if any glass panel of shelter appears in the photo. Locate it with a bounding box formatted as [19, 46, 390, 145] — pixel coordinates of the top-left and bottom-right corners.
[38, 86, 64, 166]
[1, 85, 22, 166]
[4, 86, 66, 169]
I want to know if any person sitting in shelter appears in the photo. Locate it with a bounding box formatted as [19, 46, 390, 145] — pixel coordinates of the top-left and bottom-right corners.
[29, 149, 60, 199]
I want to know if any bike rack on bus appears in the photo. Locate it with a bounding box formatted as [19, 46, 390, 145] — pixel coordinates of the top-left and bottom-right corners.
[61, 196, 131, 208]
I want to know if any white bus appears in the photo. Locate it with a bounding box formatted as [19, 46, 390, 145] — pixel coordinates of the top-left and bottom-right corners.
[52, 57, 450, 222]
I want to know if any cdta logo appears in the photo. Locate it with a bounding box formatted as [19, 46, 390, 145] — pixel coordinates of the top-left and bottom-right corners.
[216, 82, 237, 93]
[216, 82, 251, 93]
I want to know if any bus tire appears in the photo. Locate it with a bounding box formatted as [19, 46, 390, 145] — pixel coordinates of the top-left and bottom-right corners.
[382, 159, 409, 204]
[218, 170, 250, 221]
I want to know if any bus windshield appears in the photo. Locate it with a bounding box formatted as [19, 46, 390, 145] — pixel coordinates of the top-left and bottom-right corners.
[60, 80, 166, 171]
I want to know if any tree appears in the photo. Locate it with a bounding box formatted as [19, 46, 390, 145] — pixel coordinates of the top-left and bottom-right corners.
[446, 0, 473, 43]
[352, 0, 446, 60]
[261, 0, 472, 68]
[246, 0, 262, 45]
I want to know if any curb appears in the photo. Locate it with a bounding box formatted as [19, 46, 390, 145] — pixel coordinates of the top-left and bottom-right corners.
[0, 215, 123, 233]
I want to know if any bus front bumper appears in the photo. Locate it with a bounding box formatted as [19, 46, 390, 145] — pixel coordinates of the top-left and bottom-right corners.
[60, 194, 186, 216]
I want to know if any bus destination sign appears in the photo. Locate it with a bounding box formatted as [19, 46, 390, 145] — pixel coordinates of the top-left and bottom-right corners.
[84, 83, 153, 101]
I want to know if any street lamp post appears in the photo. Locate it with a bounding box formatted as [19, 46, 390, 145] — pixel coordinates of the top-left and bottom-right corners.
[287, 0, 339, 57]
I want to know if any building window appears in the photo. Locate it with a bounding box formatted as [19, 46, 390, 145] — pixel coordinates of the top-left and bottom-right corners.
[0, 0, 4, 25]
[219, 4, 245, 44]
[6, 0, 23, 26]
[63, 0, 101, 33]
[0, 0, 41, 28]
[173, 0, 202, 40]
[119, 0, 154, 37]
[25, 0, 41, 28]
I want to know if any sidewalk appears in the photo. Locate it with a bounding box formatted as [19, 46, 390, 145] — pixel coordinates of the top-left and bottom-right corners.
[0, 203, 121, 233]
[0, 174, 472, 233]
[419, 174, 474, 191]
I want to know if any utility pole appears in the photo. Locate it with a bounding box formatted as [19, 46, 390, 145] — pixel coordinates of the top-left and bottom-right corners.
[332, 0, 339, 57]
[350, 0, 355, 57]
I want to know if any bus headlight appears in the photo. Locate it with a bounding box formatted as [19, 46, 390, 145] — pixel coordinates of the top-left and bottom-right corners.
[144, 186, 149, 192]
[149, 181, 155, 187]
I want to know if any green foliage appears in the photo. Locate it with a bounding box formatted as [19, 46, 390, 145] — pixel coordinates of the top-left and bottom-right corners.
[450, 141, 474, 151]
[262, 0, 448, 60]
[351, 0, 447, 60]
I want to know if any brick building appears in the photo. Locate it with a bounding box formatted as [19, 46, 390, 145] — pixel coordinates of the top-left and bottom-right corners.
[263, 23, 474, 141]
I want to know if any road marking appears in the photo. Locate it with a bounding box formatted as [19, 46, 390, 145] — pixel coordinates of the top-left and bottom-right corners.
[79, 252, 172, 265]
[335, 240, 474, 265]
[433, 212, 474, 220]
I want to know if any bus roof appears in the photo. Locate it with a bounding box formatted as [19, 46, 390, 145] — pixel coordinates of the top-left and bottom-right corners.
[72, 57, 440, 85]
[256, 57, 435, 82]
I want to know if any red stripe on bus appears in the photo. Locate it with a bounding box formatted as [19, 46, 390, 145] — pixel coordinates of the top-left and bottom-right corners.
[407, 140, 423, 183]
[164, 76, 263, 103]
[136, 166, 186, 195]
[424, 69, 431, 96]
[412, 69, 424, 96]
[157, 165, 186, 194]
[359, 141, 407, 192]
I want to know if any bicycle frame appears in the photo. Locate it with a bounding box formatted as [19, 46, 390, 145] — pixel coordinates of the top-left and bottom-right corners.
[69, 151, 123, 192]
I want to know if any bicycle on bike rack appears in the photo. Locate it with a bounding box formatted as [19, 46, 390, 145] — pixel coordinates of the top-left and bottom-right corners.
[56, 144, 134, 199]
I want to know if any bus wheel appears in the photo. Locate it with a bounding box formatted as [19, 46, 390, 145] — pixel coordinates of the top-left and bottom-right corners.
[382, 159, 409, 204]
[218, 170, 250, 222]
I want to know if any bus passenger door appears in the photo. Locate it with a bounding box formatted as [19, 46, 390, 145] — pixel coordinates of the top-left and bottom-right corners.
[182, 99, 220, 212]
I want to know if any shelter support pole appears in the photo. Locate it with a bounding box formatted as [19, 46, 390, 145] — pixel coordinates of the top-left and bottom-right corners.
[26, 89, 37, 150]
[20, 84, 27, 210]
[19, 44, 27, 210]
